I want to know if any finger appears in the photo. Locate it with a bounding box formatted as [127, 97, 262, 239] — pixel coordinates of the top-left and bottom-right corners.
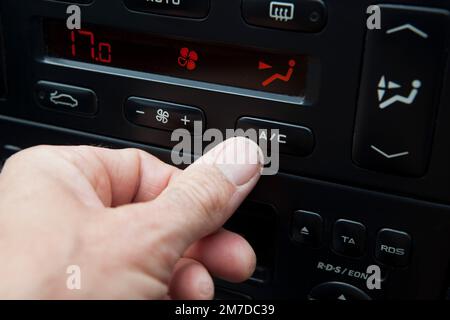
[169, 258, 214, 300]
[129, 137, 263, 258]
[85, 147, 181, 205]
[7, 145, 180, 207]
[184, 229, 256, 283]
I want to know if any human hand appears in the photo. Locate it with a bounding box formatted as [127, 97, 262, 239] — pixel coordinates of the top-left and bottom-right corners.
[0, 137, 262, 299]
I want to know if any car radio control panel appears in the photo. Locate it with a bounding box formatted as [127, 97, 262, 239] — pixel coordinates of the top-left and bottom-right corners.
[1, 0, 450, 299]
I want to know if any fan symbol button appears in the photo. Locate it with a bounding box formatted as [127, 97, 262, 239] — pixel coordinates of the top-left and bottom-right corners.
[156, 108, 170, 124]
[178, 47, 198, 71]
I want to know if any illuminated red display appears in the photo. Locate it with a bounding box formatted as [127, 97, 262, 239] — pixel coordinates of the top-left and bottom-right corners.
[44, 20, 308, 98]
[70, 30, 112, 64]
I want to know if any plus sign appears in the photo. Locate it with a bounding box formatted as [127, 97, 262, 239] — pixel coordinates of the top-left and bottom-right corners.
[181, 115, 191, 126]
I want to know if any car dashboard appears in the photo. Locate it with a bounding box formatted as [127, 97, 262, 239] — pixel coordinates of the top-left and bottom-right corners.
[1, 0, 450, 300]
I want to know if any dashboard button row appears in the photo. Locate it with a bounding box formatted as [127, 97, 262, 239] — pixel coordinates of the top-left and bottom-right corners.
[124, 100, 315, 156]
[123, 0, 327, 32]
[291, 211, 412, 267]
[33, 85, 316, 158]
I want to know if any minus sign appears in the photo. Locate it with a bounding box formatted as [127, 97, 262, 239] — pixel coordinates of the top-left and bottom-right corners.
[136, 110, 145, 115]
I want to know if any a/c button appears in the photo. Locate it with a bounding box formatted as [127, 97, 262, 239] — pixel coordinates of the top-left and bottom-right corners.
[236, 117, 314, 156]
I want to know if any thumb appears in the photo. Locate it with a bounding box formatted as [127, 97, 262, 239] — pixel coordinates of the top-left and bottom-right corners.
[142, 137, 263, 255]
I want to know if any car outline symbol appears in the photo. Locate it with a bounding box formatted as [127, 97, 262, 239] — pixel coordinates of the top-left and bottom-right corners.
[49, 91, 79, 108]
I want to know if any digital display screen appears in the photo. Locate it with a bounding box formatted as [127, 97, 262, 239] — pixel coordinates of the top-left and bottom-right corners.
[44, 20, 308, 98]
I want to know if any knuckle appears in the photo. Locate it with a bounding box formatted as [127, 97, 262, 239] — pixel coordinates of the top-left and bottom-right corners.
[4, 145, 58, 168]
[167, 166, 235, 221]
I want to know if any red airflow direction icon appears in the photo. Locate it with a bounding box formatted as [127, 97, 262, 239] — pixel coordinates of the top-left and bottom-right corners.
[259, 59, 296, 87]
[178, 47, 198, 71]
[259, 61, 273, 70]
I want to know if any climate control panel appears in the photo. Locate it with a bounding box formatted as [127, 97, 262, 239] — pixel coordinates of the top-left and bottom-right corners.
[0, 0, 450, 300]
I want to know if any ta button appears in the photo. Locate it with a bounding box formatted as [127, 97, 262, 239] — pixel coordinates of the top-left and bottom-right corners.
[332, 219, 366, 258]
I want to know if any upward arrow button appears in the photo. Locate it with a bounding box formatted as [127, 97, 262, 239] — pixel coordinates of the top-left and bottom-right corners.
[291, 210, 323, 248]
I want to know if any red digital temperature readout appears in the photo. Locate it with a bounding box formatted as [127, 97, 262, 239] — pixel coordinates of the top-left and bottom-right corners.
[70, 30, 112, 64]
[44, 20, 308, 99]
